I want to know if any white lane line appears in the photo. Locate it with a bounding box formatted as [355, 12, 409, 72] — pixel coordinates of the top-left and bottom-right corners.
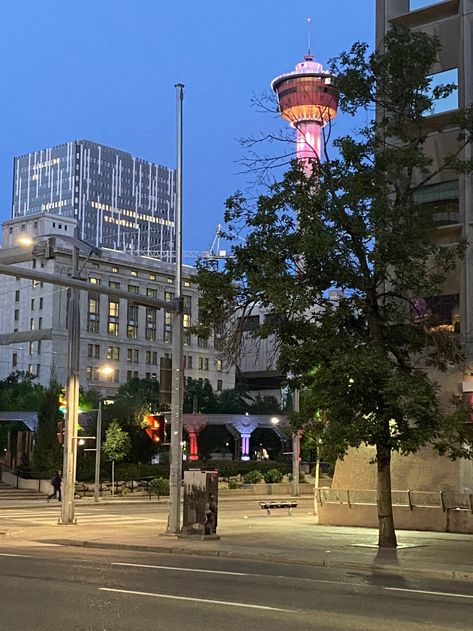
[111, 562, 347, 585]
[99, 587, 295, 612]
[0, 553, 33, 558]
[112, 562, 249, 576]
[384, 587, 473, 600]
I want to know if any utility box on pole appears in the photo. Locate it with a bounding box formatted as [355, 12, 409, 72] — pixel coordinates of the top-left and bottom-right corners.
[182, 469, 219, 539]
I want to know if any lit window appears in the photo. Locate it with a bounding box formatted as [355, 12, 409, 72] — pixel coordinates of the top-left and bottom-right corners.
[89, 277, 100, 285]
[112, 266, 119, 273]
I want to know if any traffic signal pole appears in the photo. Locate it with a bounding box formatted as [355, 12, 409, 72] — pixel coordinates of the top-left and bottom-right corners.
[167, 83, 184, 534]
[60, 245, 81, 525]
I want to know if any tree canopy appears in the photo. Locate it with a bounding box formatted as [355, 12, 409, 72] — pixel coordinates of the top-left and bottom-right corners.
[196, 25, 473, 547]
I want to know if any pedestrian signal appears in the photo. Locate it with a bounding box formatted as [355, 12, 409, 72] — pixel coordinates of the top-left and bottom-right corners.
[144, 413, 166, 443]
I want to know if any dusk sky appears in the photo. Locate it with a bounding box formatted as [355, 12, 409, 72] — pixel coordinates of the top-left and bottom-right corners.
[0, 1, 375, 253]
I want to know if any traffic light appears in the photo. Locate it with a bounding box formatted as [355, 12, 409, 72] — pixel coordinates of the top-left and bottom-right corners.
[56, 420, 65, 445]
[144, 413, 166, 443]
[58, 388, 67, 415]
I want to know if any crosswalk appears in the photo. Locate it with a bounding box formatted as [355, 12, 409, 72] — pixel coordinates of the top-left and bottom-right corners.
[0, 509, 163, 526]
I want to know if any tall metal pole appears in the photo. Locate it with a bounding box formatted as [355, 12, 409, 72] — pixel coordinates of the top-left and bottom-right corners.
[94, 400, 102, 503]
[291, 389, 300, 497]
[60, 245, 80, 524]
[168, 83, 184, 534]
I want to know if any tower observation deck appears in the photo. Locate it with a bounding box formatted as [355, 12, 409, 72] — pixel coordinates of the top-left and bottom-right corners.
[271, 53, 339, 172]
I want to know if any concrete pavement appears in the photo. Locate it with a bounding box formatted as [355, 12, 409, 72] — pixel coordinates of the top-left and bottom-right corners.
[1, 495, 473, 582]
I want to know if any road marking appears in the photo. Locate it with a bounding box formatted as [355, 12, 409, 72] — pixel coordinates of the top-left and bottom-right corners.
[99, 587, 295, 612]
[112, 562, 249, 576]
[384, 587, 473, 600]
[0, 553, 33, 558]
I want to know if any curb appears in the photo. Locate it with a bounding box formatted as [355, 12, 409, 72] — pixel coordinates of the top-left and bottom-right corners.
[39, 537, 473, 583]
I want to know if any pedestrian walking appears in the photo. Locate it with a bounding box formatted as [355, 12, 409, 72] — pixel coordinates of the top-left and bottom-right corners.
[48, 471, 62, 501]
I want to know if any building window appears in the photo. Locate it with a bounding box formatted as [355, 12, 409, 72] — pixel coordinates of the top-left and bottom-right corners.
[127, 370, 133, 381]
[216, 359, 223, 372]
[14, 309, 19, 321]
[217, 379, 223, 392]
[130, 270, 138, 277]
[31, 298, 35, 311]
[199, 357, 203, 370]
[127, 348, 139, 363]
[15, 290, 20, 302]
[149, 274, 156, 281]
[88, 344, 93, 358]
[109, 281, 120, 289]
[107, 346, 120, 360]
[127, 303, 138, 339]
[30, 318, 35, 330]
[187, 356, 193, 370]
[112, 266, 119, 273]
[39, 297, 43, 310]
[204, 358, 209, 371]
[89, 277, 100, 285]
[12, 353, 17, 368]
[108, 299, 119, 336]
[167, 277, 173, 284]
[164, 311, 172, 343]
[128, 285, 139, 294]
[87, 295, 100, 333]
[184, 280, 191, 288]
[38, 317, 42, 329]
[198, 337, 208, 349]
[146, 288, 157, 298]
[145, 308, 156, 341]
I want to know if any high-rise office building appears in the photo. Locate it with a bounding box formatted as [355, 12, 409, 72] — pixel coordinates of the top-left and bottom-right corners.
[12, 140, 176, 258]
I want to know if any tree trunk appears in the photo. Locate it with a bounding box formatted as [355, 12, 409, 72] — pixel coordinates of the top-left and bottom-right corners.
[111, 460, 115, 495]
[376, 442, 397, 548]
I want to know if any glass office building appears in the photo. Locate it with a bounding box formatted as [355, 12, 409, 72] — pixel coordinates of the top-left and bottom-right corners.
[12, 140, 176, 259]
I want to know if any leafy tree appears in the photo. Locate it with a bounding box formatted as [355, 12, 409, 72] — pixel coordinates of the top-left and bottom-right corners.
[31, 382, 63, 477]
[102, 421, 131, 494]
[196, 26, 473, 548]
[103, 378, 162, 464]
[183, 378, 219, 413]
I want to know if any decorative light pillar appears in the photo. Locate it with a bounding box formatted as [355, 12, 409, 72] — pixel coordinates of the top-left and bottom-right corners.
[240, 433, 252, 461]
[188, 431, 199, 461]
[183, 416, 208, 463]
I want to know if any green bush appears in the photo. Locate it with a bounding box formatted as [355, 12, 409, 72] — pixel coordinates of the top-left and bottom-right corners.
[243, 469, 264, 484]
[149, 477, 170, 498]
[263, 468, 284, 484]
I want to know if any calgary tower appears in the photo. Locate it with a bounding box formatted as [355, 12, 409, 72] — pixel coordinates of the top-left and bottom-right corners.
[271, 24, 339, 173]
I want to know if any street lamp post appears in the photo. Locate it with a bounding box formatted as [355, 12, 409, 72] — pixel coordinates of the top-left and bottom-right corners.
[94, 400, 102, 503]
[168, 83, 185, 534]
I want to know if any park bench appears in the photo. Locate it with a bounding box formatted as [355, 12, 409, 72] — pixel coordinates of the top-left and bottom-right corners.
[259, 500, 298, 516]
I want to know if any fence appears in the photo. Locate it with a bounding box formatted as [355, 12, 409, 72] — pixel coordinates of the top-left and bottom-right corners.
[316, 488, 473, 513]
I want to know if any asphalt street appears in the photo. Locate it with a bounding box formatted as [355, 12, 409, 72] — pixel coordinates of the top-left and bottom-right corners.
[0, 543, 473, 631]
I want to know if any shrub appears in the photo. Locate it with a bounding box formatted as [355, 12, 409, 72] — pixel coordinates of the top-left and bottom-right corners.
[243, 470, 264, 484]
[263, 468, 284, 484]
[149, 477, 170, 499]
[228, 480, 241, 489]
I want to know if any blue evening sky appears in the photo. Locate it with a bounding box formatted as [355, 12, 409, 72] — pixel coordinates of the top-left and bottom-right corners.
[0, 1, 374, 253]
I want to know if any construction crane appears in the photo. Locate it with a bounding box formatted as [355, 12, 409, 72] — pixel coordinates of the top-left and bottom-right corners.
[126, 224, 232, 267]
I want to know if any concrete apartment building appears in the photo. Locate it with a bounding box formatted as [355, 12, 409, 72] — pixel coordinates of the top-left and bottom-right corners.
[330, 1, 473, 502]
[12, 140, 176, 257]
[0, 214, 234, 397]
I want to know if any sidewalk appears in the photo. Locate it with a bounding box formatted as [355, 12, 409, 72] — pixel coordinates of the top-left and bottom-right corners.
[1, 496, 473, 582]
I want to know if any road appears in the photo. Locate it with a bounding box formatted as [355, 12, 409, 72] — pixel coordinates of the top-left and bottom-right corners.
[1, 540, 473, 630]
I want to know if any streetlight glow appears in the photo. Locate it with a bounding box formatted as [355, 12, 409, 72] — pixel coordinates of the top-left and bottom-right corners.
[98, 364, 114, 377]
[17, 235, 34, 247]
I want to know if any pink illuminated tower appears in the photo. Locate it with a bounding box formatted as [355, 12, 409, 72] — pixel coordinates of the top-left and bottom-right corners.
[271, 39, 339, 173]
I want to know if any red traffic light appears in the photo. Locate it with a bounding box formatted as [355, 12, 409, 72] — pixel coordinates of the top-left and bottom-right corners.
[144, 414, 165, 443]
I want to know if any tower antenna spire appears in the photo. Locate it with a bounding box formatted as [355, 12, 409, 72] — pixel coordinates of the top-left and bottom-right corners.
[307, 16, 312, 56]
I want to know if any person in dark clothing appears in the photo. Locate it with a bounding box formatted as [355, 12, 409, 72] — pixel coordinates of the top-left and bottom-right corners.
[48, 471, 62, 501]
